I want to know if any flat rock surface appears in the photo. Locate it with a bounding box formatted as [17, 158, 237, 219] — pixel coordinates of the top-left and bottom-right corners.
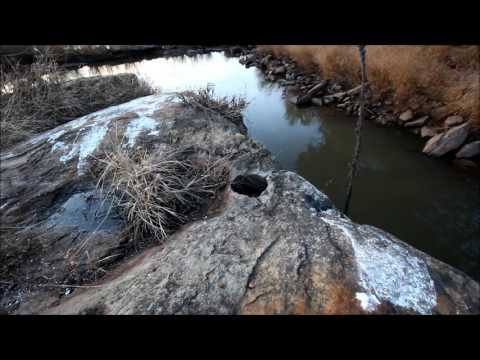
[1, 95, 478, 314]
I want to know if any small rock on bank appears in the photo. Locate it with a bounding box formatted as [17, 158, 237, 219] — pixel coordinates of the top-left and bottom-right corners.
[399, 110, 414, 122]
[423, 122, 471, 157]
[405, 116, 429, 128]
[456, 141, 480, 158]
[445, 115, 465, 127]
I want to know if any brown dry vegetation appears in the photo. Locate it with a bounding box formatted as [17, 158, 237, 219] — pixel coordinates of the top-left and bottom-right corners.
[95, 143, 230, 243]
[175, 84, 248, 121]
[261, 45, 479, 127]
[0, 53, 154, 150]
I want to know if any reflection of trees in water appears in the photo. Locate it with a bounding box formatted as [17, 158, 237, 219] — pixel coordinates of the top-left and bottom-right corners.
[164, 53, 213, 64]
[284, 100, 320, 126]
[84, 62, 140, 77]
[295, 142, 347, 198]
[254, 70, 277, 95]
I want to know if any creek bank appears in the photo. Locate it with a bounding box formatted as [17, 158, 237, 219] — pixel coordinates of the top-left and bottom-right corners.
[0, 73, 153, 151]
[1, 94, 478, 314]
[238, 49, 480, 169]
[0, 45, 254, 71]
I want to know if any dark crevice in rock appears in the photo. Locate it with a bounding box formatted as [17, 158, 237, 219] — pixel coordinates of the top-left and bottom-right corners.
[244, 290, 273, 307]
[298, 240, 313, 311]
[230, 174, 267, 197]
[237, 236, 281, 313]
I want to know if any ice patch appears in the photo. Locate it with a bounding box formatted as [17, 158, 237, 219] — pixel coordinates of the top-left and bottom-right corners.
[322, 216, 437, 314]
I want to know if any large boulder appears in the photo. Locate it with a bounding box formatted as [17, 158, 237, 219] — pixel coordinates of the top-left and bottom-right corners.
[1, 95, 478, 315]
[423, 122, 471, 157]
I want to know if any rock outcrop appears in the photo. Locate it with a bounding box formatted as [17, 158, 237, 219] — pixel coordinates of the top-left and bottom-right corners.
[1, 95, 479, 315]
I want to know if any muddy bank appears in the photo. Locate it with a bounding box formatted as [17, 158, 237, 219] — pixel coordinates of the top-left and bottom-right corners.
[1, 94, 478, 314]
[238, 48, 480, 169]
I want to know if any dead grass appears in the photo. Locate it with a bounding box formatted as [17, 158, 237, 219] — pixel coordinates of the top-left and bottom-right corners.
[95, 141, 230, 243]
[261, 45, 479, 126]
[175, 84, 248, 121]
[0, 52, 154, 150]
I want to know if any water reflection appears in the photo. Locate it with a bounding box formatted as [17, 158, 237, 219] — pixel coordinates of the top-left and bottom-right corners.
[71, 51, 480, 280]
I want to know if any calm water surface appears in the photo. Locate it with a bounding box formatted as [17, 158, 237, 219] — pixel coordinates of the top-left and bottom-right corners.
[71, 52, 480, 281]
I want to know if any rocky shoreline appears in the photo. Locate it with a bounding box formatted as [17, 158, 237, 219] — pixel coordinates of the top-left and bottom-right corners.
[237, 48, 480, 170]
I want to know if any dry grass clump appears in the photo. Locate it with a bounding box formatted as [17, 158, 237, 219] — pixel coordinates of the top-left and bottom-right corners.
[0, 52, 154, 150]
[261, 45, 479, 126]
[95, 143, 229, 243]
[175, 84, 248, 121]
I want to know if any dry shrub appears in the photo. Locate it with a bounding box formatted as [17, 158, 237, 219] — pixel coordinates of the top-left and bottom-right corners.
[261, 45, 479, 126]
[95, 142, 230, 243]
[175, 84, 248, 121]
[0, 52, 154, 150]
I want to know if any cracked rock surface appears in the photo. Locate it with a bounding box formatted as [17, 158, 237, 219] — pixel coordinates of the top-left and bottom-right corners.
[1, 95, 478, 314]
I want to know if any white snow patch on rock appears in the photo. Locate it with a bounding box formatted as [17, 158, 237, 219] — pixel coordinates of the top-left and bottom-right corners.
[322, 216, 437, 314]
[125, 116, 158, 147]
[47, 130, 66, 143]
[59, 146, 78, 163]
[76, 124, 110, 173]
[51, 141, 66, 152]
[51, 94, 168, 174]
[0, 152, 15, 160]
[355, 292, 381, 311]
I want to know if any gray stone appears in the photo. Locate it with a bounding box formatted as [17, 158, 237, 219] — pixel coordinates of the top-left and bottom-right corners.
[307, 80, 329, 96]
[287, 96, 300, 105]
[272, 66, 286, 75]
[456, 141, 480, 158]
[421, 126, 439, 138]
[423, 122, 471, 157]
[399, 110, 414, 122]
[295, 80, 329, 106]
[1, 95, 478, 315]
[431, 106, 451, 121]
[453, 159, 478, 169]
[405, 116, 429, 128]
[445, 115, 465, 127]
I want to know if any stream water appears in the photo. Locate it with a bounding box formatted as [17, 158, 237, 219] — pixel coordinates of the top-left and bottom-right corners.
[69, 51, 480, 281]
